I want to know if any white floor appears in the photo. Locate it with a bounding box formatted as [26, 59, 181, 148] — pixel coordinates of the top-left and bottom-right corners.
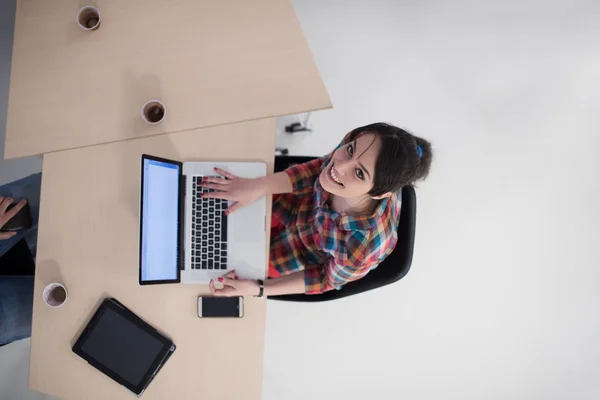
[0, 340, 54, 400]
[3, 0, 600, 399]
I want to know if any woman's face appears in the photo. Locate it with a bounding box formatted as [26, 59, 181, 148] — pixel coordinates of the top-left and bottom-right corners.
[319, 133, 381, 199]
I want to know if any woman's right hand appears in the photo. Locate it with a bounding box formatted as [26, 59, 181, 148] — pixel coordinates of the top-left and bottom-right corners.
[200, 168, 266, 215]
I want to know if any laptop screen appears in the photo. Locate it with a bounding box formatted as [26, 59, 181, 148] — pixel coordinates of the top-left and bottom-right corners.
[140, 157, 181, 284]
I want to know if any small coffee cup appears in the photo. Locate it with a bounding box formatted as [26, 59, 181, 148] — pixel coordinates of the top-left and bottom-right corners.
[43, 283, 68, 308]
[77, 6, 101, 31]
[141, 100, 166, 124]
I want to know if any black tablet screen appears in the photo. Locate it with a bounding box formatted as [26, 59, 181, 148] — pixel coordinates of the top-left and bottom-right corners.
[79, 307, 165, 387]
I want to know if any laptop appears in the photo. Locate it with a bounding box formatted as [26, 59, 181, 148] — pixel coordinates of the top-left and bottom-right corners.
[139, 154, 267, 285]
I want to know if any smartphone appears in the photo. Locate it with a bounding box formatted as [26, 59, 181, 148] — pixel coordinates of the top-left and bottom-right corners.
[197, 296, 243, 318]
[1, 202, 32, 232]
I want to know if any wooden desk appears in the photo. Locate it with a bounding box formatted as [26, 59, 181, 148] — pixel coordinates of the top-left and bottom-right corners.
[5, 0, 330, 158]
[29, 119, 275, 400]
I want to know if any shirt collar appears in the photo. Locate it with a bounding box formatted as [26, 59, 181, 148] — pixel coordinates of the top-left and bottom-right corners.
[338, 194, 399, 231]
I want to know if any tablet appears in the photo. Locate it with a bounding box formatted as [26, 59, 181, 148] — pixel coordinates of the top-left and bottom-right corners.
[72, 298, 176, 396]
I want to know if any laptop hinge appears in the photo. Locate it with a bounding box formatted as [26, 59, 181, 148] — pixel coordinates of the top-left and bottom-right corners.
[179, 175, 186, 271]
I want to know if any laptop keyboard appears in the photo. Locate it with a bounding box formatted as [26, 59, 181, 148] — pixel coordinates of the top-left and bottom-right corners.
[191, 176, 228, 270]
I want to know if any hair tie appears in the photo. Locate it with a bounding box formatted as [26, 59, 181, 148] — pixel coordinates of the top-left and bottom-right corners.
[416, 145, 423, 158]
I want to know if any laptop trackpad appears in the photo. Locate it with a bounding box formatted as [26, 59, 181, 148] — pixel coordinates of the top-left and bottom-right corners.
[232, 205, 264, 244]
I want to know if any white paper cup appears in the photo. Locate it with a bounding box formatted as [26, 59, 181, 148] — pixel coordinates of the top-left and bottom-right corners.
[141, 100, 166, 124]
[77, 6, 101, 31]
[43, 283, 68, 308]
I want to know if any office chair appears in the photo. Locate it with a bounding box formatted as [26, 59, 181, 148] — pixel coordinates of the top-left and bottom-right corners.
[269, 156, 417, 302]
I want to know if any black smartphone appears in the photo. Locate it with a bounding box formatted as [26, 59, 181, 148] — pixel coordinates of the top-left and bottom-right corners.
[1, 202, 32, 232]
[197, 296, 243, 318]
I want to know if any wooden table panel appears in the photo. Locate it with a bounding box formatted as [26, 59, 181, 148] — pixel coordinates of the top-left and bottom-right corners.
[5, 0, 330, 157]
[29, 119, 275, 400]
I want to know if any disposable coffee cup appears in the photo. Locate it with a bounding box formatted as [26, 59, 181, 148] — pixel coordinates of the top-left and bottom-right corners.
[77, 6, 101, 31]
[141, 100, 166, 124]
[43, 283, 68, 308]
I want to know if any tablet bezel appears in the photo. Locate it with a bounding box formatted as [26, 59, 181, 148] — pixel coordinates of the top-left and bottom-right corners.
[72, 298, 175, 396]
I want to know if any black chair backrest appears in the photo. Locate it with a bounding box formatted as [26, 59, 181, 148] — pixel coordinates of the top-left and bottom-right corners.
[269, 156, 417, 302]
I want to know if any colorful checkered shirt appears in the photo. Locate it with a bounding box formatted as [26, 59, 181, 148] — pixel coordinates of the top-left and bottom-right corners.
[270, 139, 402, 294]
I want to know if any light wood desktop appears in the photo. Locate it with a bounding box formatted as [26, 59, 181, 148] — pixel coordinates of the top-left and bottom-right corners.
[29, 119, 276, 400]
[5, 0, 330, 158]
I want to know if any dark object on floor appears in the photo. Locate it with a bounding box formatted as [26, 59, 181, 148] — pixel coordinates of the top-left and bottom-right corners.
[0, 238, 35, 276]
[284, 122, 312, 133]
[269, 155, 417, 302]
[1, 202, 33, 232]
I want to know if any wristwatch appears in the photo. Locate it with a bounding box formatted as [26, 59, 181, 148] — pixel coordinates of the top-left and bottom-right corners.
[255, 279, 264, 298]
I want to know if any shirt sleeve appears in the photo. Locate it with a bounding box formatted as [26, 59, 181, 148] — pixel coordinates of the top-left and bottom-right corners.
[284, 156, 329, 195]
[303, 231, 379, 294]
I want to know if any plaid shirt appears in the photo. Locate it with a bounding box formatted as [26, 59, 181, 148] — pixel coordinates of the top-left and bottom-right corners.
[270, 138, 402, 294]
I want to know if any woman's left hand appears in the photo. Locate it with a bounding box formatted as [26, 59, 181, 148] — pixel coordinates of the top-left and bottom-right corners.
[209, 270, 260, 297]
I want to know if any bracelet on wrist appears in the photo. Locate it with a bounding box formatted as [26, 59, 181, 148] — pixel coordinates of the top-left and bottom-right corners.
[254, 279, 264, 298]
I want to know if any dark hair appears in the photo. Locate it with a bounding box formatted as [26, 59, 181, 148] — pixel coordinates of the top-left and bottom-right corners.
[347, 122, 433, 196]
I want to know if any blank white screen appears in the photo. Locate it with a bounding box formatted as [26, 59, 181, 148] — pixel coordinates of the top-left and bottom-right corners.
[141, 159, 180, 282]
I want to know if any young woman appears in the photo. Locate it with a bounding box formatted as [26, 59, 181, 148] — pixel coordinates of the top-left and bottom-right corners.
[202, 123, 433, 297]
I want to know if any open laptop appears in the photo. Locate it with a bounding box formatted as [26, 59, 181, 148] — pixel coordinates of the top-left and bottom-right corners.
[139, 154, 267, 285]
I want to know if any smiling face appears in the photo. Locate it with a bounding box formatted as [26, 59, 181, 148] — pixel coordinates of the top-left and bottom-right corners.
[319, 133, 383, 199]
